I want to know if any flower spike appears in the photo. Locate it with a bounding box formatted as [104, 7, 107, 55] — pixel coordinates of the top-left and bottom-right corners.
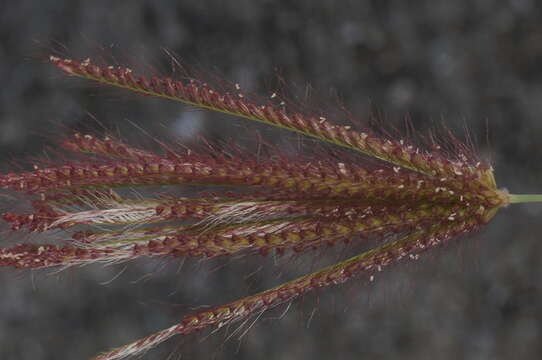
[50, 56, 489, 180]
[92, 217, 482, 360]
[2, 54, 535, 360]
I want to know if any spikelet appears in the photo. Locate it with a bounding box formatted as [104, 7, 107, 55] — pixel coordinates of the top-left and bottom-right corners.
[92, 222, 478, 360]
[0, 55, 522, 360]
[49, 56, 495, 181]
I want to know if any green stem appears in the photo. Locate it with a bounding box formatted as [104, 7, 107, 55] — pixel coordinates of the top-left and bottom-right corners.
[508, 194, 542, 204]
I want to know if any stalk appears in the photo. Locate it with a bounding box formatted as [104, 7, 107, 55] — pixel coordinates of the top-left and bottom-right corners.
[508, 194, 542, 204]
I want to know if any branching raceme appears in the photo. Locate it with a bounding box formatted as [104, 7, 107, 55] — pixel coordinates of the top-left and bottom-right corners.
[0, 56, 536, 360]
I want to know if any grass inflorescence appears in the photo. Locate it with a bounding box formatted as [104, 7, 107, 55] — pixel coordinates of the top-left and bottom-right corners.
[0, 55, 535, 360]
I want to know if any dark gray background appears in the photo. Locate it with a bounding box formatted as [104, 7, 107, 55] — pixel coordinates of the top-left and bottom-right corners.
[2, 1, 542, 359]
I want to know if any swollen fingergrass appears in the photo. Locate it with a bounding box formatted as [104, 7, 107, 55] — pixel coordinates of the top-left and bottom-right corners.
[1, 55, 536, 360]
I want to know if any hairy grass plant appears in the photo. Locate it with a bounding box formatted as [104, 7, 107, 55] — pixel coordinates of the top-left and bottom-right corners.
[0, 55, 538, 359]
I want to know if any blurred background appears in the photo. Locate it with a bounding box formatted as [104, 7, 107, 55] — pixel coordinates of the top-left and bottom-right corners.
[2, 1, 542, 359]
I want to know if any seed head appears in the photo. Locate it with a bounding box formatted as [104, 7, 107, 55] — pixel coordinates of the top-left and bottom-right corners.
[0, 56, 517, 360]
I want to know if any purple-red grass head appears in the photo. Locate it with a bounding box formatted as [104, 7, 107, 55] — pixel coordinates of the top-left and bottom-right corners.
[0, 55, 517, 360]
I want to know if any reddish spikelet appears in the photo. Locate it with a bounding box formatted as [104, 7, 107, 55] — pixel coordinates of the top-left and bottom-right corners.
[0, 143, 505, 212]
[0, 55, 518, 360]
[142, 202, 479, 258]
[0, 187, 503, 271]
[50, 56, 491, 181]
[0, 243, 121, 269]
[92, 218, 480, 360]
[62, 133, 159, 161]
[3, 210, 61, 232]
